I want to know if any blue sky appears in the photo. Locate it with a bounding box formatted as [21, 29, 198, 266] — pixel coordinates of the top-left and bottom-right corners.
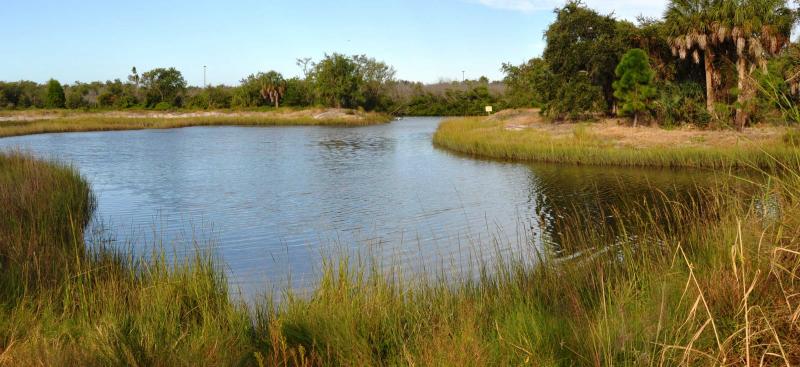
[3, 0, 670, 86]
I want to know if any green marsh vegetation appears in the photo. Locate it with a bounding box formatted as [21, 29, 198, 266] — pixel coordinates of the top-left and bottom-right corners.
[2, 144, 800, 365]
[432, 114, 800, 168]
[0, 109, 392, 139]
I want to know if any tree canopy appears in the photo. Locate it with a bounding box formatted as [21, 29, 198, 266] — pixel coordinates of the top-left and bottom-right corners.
[141, 67, 187, 107]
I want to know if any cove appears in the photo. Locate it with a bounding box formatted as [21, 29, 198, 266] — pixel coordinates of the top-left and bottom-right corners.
[0, 117, 723, 297]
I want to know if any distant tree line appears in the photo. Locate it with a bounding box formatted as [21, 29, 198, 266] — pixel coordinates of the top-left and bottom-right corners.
[501, 0, 800, 128]
[0, 53, 504, 116]
[0, 53, 507, 116]
[6, 0, 796, 126]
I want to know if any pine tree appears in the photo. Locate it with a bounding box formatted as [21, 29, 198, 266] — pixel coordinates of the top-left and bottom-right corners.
[613, 49, 657, 127]
[45, 79, 65, 108]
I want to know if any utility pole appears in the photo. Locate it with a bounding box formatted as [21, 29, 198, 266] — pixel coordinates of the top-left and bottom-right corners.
[203, 65, 207, 87]
[462, 70, 465, 83]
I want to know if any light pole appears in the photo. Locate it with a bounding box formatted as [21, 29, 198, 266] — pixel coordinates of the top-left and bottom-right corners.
[462, 70, 465, 83]
[203, 65, 207, 87]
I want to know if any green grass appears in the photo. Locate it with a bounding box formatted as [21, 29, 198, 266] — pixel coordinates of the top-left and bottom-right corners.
[0, 110, 393, 138]
[2, 151, 799, 365]
[433, 117, 800, 169]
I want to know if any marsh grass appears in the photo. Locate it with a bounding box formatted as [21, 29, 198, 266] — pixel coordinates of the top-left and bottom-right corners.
[433, 117, 800, 169]
[0, 111, 392, 139]
[1, 151, 799, 365]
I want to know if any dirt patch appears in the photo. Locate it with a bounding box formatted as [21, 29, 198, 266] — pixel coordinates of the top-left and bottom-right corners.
[496, 109, 787, 148]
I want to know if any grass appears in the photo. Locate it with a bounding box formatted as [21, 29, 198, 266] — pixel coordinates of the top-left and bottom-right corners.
[0, 109, 393, 138]
[1, 150, 799, 365]
[433, 115, 800, 169]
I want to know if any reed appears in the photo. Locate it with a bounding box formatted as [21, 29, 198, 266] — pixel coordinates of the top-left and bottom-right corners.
[433, 117, 800, 169]
[0, 110, 392, 139]
[1, 151, 799, 365]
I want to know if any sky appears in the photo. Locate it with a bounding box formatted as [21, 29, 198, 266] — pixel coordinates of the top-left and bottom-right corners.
[3, 0, 670, 86]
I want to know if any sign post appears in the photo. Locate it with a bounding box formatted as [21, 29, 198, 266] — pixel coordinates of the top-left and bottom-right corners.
[485, 106, 493, 115]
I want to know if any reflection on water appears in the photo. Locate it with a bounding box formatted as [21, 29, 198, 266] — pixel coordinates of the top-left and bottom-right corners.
[0, 118, 725, 297]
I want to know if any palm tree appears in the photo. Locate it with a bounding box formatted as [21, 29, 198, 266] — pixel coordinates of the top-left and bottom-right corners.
[721, 0, 794, 129]
[665, 0, 725, 113]
[258, 71, 287, 108]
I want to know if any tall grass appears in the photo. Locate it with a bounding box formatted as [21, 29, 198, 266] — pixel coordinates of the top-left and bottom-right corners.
[1, 150, 799, 365]
[0, 111, 392, 138]
[433, 117, 800, 169]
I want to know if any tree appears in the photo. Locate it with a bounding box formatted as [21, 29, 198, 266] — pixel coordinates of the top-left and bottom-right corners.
[45, 79, 65, 108]
[549, 74, 605, 120]
[721, 0, 795, 129]
[312, 53, 361, 108]
[233, 71, 286, 108]
[613, 49, 657, 126]
[353, 55, 396, 110]
[543, 1, 631, 113]
[258, 71, 286, 108]
[282, 77, 314, 107]
[501, 58, 551, 107]
[140, 67, 187, 107]
[664, 0, 725, 114]
[65, 83, 88, 109]
[127, 67, 140, 88]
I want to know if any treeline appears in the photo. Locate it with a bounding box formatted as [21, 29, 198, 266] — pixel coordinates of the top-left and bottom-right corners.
[6, 0, 796, 124]
[0, 54, 396, 112]
[502, 0, 800, 128]
[0, 54, 507, 116]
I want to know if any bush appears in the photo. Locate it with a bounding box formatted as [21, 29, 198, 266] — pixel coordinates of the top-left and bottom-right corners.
[653, 82, 710, 128]
[153, 102, 173, 111]
[113, 94, 137, 109]
[65, 89, 87, 109]
[186, 91, 211, 109]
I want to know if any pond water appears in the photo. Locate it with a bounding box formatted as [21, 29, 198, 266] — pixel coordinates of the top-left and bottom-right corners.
[0, 117, 722, 297]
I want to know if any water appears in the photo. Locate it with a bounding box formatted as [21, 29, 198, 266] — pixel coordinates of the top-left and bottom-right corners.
[0, 117, 719, 296]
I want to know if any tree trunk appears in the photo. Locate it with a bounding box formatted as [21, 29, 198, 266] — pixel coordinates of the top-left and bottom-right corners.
[735, 57, 749, 131]
[274, 99, 279, 108]
[704, 48, 716, 114]
[633, 113, 638, 128]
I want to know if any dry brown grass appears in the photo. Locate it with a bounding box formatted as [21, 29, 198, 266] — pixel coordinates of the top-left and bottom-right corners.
[494, 109, 787, 149]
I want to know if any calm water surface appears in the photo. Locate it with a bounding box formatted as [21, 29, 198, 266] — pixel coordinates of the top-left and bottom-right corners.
[0, 117, 719, 296]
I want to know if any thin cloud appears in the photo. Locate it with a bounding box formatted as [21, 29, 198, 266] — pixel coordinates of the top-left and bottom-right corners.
[473, 0, 669, 20]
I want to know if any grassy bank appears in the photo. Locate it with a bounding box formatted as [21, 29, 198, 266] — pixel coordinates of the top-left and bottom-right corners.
[2, 152, 799, 365]
[0, 108, 392, 138]
[433, 110, 800, 169]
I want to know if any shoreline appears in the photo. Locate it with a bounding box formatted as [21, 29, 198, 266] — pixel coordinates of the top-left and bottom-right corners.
[0, 108, 393, 138]
[2, 150, 799, 364]
[433, 109, 799, 169]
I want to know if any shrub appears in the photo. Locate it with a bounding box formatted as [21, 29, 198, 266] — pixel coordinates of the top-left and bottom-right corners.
[653, 82, 710, 128]
[153, 101, 173, 111]
[65, 89, 87, 109]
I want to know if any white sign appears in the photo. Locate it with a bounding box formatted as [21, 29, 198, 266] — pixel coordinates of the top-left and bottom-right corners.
[485, 106, 493, 113]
